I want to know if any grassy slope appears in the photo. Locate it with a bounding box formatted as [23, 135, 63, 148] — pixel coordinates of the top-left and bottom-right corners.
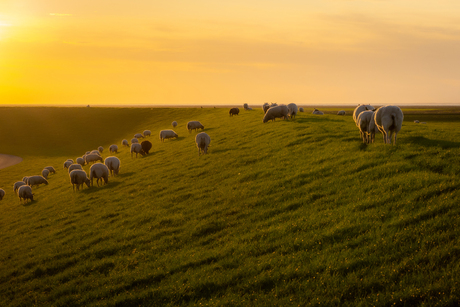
[0, 107, 459, 306]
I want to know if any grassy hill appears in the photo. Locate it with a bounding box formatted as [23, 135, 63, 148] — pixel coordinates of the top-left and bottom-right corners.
[0, 106, 459, 306]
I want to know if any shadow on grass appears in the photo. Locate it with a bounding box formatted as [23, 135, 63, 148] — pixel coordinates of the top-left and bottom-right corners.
[406, 136, 460, 149]
[80, 181, 123, 194]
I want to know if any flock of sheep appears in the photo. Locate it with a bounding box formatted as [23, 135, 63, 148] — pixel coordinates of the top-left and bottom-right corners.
[0, 104, 403, 204]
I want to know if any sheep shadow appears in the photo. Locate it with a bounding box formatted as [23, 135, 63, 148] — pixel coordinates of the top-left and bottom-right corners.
[80, 181, 123, 194]
[405, 136, 460, 149]
[117, 171, 136, 178]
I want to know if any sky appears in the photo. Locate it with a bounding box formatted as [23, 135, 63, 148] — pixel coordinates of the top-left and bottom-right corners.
[1, 0, 460, 106]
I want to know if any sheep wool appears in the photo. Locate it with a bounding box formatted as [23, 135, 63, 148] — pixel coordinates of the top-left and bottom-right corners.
[122, 139, 129, 147]
[353, 104, 375, 124]
[70, 169, 91, 191]
[187, 121, 204, 132]
[229, 108, 239, 116]
[141, 140, 152, 155]
[356, 110, 374, 144]
[312, 108, 324, 115]
[44, 166, 56, 174]
[287, 103, 298, 119]
[263, 105, 289, 123]
[41, 169, 50, 179]
[374, 105, 404, 145]
[18, 185, 34, 203]
[89, 163, 109, 187]
[159, 130, 178, 142]
[131, 143, 145, 158]
[195, 132, 211, 155]
[134, 133, 144, 139]
[27, 175, 49, 187]
[172, 121, 178, 128]
[109, 144, 118, 153]
[143, 130, 151, 137]
[13, 181, 26, 195]
[68, 164, 83, 174]
[104, 156, 121, 176]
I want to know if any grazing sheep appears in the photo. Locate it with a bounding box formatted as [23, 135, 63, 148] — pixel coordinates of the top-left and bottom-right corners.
[63, 160, 73, 169]
[85, 153, 103, 164]
[262, 103, 270, 114]
[90, 150, 101, 156]
[134, 133, 144, 139]
[229, 108, 240, 116]
[89, 163, 109, 187]
[374, 105, 404, 145]
[68, 163, 83, 174]
[131, 143, 145, 158]
[243, 103, 249, 109]
[414, 120, 420, 123]
[0, 189, 4, 200]
[159, 130, 178, 142]
[122, 139, 129, 147]
[22, 176, 29, 185]
[187, 121, 205, 132]
[270, 102, 278, 107]
[70, 169, 91, 191]
[66, 159, 74, 164]
[141, 140, 153, 154]
[109, 144, 118, 153]
[76, 157, 86, 166]
[246, 107, 253, 110]
[44, 166, 56, 174]
[172, 121, 178, 128]
[18, 185, 34, 203]
[367, 113, 380, 144]
[353, 104, 375, 124]
[27, 175, 48, 187]
[98, 146, 104, 154]
[337, 110, 346, 115]
[104, 156, 121, 176]
[299, 107, 304, 112]
[312, 108, 324, 115]
[143, 130, 151, 137]
[263, 105, 289, 123]
[131, 138, 139, 144]
[195, 132, 211, 155]
[13, 181, 26, 195]
[356, 110, 374, 144]
[85, 151, 91, 155]
[41, 169, 50, 179]
[287, 103, 298, 119]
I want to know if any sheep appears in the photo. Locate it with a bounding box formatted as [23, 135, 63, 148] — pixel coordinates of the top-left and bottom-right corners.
[41, 169, 50, 179]
[90, 150, 101, 156]
[367, 113, 380, 144]
[13, 181, 26, 195]
[312, 108, 324, 115]
[243, 103, 249, 109]
[262, 103, 270, 114]
[263, 105, 289, 123]
[76, 157, 86, 166]
[27, 175, 48, 187]
[131, 138, 139, 144]
[69, 169, 91, 191]
[22, 176, 29, 185]
[134, 133, 144, 139]
[337, 110, 346, 115]
[299, 107, 304, 112]
[85, 153, 103, 164]
[287, 103, 298, 119]
[187, 121, 204, 132]
[374, 105, 404, 145]
[172, 121, 178, 128]
[229, 108, 240, 116]
[270, 102, 278, 107]
[143, 130, 151, 137]
[195, 132, 211, 155]
[44, 166, 56, 174]
[97, 146, 103, 153]
[122, 139, 129, 147]
[89, 163, 109, 187]
[104, 156, 121, 176]
[159, 130, 178, 142]
[131, 143, 145, 158]
[85, 151, 91, 155]
[68, 163, 83, 174]
[356, 110, 374, 144]
[353, 104, 375, 124]
[18, 185, 34, 203]
[109, 144, 118, 153]
[0, 189, 4, 200]
[63, 160, 73, 169]
[414, 120, 420, 123]
[246, 107, 253, 110]
[141, 140, 152, 154]
[66, 159, 74, 164]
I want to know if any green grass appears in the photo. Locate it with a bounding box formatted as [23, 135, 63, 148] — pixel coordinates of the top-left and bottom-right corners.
[0, 106, 459, 306]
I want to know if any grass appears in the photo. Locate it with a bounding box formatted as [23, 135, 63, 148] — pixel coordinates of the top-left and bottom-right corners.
[0, 106, 459, 306]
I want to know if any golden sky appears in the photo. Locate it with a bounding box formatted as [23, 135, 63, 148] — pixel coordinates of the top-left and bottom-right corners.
[1, 0, 460, 106]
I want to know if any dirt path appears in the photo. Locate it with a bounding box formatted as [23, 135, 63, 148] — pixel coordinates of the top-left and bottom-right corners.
[0, 154, 23, 170]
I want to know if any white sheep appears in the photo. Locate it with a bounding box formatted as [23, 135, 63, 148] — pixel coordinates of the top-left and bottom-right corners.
[22, 176, 29, 185]
[76, 157, 86, 166]
[104, 156, 121, 176]
[68, 163, 83, 174]
[131, 138, 139, 144]
[85, 151, 91, 155]
[263, 105, 289, 123]
[18, 185, 34, 203]
[98, 146, 104, 154]
[367, 113, 380, 144]
[27, 175, 48, 187]
[130, 143, 145, 158]
[287, 103, 298, 119]
[85, 153, 103, 164]
[66, 159, 74, 164]
[414, 120, 420, 123]
[90, 150, 101, 156]
[246, 107, 253, 110]
[122, 139, 129, 147]
[353, 104, 375, 124]
[41, 169, 50, 179]
[312, 108, 324, 115]
[143, 130, 151, 137]
[299, 107, 304, 112]
[70, 169, 91, 191]
[159, 130, 178, 142]
[13, 181, 26, 195]
[89, 163, 109, 186]
[337, 110, 346, 115]
[195, 132, 211, 155]
[374, 105, 404, 145]
[172, 121, 178, 128]
[0, 189, 4, 200]
[243, 103, 249, 109]
[134, 133, 144, 139]
[262, 103, 270, 114]
[187, 121, 204, 132]
[356, 110, 374, 144]
[109, 144, 118, 153]
[44, 166, 56, 174]
[63, 160, 72, 169]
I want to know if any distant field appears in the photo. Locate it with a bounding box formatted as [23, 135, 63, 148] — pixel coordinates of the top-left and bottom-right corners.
[0, 106, 459, 306]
